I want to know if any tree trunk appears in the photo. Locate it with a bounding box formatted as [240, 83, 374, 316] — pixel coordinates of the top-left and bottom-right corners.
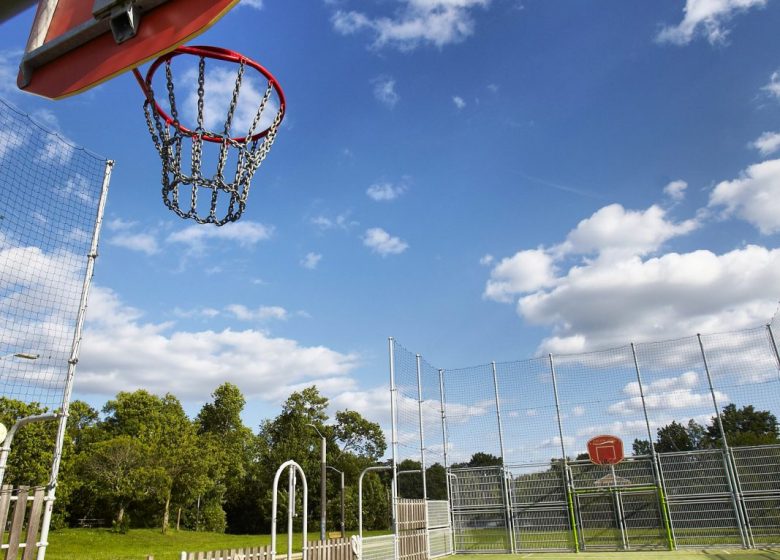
[162, 493, 171, 534]
[117, 505, 125, 527]
[176, 506, 182, 531]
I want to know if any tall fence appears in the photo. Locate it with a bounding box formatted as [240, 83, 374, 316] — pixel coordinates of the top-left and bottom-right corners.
[0, 97, 111, 558]
[389, 320, 780, 551]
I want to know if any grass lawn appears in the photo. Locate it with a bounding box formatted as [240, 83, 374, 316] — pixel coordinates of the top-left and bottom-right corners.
[43, 529, 780, 560]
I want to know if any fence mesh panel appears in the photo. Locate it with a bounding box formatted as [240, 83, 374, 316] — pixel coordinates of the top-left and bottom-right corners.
[391, 319, 780, 552]
[0, 99, 108, 411]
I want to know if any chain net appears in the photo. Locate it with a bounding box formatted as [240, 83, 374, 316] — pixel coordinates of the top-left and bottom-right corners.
[0, 97, 108, 410]
[142, 50, 283, 226]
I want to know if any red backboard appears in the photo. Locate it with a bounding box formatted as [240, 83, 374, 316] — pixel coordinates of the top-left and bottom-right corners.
[17, 0, 239, 99]
[587, 435, 624, 466]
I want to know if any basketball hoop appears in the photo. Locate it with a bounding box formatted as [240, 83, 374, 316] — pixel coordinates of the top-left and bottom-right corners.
[132, 46, 286, 225]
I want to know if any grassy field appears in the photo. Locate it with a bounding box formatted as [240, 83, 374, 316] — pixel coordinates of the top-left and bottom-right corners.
[42, 529, 780, 560]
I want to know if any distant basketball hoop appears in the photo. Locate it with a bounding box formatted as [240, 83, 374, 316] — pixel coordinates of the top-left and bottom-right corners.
[587, 435, 624, 466]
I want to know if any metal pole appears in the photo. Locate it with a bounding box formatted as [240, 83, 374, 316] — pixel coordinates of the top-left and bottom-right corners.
[320, 435, 327, 540]
[631, 343, 674, 550]
[359, 465, 392, 539]
[698, 334, 749, 548]
[438, 368, 455, 554]
[38, 159, 112, 560]
[388, 337, 399, 560]
[491, 361, 514, 553]
[340, 471, 345, 538]
[415, 355, 428, 502]
[288, 466, 294, 560]
[272, 460, 309, 560]
[768, 324, 780, 379]
[550, 354, 579, 552]
[0, 413, 59, 488]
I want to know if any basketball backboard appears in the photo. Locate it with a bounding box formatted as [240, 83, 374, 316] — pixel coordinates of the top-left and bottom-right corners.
[14, 0, 240, 99]
[586, 434, 625, 466]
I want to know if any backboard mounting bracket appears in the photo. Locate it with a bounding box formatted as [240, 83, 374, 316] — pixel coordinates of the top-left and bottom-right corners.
[19, 0, 168, 88]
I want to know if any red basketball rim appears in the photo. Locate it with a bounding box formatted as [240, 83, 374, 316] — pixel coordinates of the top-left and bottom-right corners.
[135, 45, 286, 144]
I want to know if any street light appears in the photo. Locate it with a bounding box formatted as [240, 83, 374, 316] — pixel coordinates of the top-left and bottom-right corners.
[0, 352, 40, 361]
[327, 465, 345, 538]
[307, 423, 327, 541]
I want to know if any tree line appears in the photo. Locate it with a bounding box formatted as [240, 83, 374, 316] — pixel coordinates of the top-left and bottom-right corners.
[0, 384, 392, 534]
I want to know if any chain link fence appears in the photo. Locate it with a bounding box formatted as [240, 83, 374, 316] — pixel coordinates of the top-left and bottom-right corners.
[389, 318, 780, 551]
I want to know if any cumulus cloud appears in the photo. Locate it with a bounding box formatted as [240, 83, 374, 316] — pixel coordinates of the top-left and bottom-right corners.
[483, 249, 556, 303]
[609, 371, 728, 415]
[76, 287, 359, 400]
[452, 96, 466, 110]
[300, 252, 322, 269]
[664, 180, 688, 202]
[751, 132, 780, 156]
[226, 304, 288, 321]
[366, 181, 407, 201]
[311, 213, 357, 232]
[167, 221, 274, 251]
[709, 158, 780, 234]
[240, 0, 263, 8]
[363, 228, 409, 256]
[331, 0, 490, 50]
[372, 76, 400, 108]
[107, 232, 160, 255]
[483, 182, 780, 355]
[656, 0, 766, 46]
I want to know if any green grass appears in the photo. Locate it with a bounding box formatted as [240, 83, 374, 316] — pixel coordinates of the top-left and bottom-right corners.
[45, 528, 391, 560]
[42, 529, 780, 560]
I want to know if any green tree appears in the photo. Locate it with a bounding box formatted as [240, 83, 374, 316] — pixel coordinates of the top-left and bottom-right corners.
[0, 398, 55, 486]
[655, 420, 695, 452]
[705, 404, 780, 447]
[632, 438, 652, 456]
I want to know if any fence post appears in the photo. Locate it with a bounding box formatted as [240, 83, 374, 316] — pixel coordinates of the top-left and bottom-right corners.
[438, 368, 455, 554]
[389, 338, 399, 560]
[491, 362, 514, 553]
[549, 354, 578, 553]
[768, 324, 780, 377]
[697, 333, 750, 548]
[631, 342, 675, 550]
[415, 355, 430, 560]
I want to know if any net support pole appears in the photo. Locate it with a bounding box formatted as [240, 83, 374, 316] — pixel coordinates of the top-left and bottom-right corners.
[415, 355, 430, 560]
[768, 324, 780, 379]
[697, 334, 750, 548]
[631, 343, 674, 550]
[491, 361, 514, 553]
[388, 337, 399, 560]
[37, 159, 112, 560]
[549, 354, 578, 553]
[438, 368, 454, 554]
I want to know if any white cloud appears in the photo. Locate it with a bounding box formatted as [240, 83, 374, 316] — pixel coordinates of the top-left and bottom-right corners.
[0, 130, 26, 160]
[108, 232, 160, 255]
[483, 249, 556, 302]
[751, 132, 780, 156]
[240, 0, 263, 8]
[479, 254, 494, 266]
[522, 246, 780, 354]
[363, 228, 409, 256]
[656, 0, 766, 46]
[372, 76, 400, 108]
[76, 287, 358, 399]
[664, 180, 688, 202]
[311, 213, 357, 232]
[366, 181, 407, 201]
[764, 70, 780, 100]
[0, 50, 23, 95]
[182, 67, 280, 136]
[167, 221, 274, 250]
[452, 96, 466, 110]
[301, 252, 322, 269]
[709, 158, 780, 234]
[609, 371, 728, 416]
[226, 304, 288, 321]
[332, 0, 490, 50]
[558, 204, 699, 259]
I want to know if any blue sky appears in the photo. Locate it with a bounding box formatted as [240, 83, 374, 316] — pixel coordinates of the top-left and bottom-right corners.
[1, 0, 780, 439]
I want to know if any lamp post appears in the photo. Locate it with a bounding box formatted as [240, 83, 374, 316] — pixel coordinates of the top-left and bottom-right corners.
[327, 465, 345, 538]
[307, 423, 327, 541]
